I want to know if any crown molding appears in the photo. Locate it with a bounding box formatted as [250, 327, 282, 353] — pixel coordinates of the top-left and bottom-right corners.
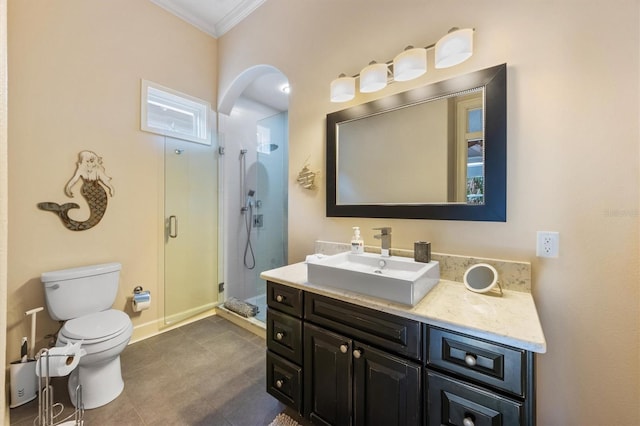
[150, 0, 267, 38]
[216, 0, 267, 37]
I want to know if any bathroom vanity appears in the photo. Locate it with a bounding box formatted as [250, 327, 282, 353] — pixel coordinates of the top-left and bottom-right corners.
[262, 261, 545, 426]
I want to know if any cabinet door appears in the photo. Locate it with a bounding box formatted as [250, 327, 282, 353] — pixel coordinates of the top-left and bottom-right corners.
[267, 309, 303, 364]
[266, 351, 303, 413]
[353, 342, 422, 426]
[427, 370, 523, 426]
[304, 323, 352, 426]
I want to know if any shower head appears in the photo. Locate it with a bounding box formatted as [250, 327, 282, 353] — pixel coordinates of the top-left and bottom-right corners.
[241, 189, 256, 214]
[245, 189, 256, 210]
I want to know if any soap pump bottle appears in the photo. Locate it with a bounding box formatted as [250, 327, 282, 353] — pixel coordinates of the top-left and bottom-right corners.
[351, 227, 364, 254]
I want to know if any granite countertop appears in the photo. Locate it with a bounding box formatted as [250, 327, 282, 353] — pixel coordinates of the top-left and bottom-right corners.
[260, 262, 547, 354]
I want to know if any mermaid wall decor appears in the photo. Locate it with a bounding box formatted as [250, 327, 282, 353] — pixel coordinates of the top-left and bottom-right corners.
[38, 150, 115, 231]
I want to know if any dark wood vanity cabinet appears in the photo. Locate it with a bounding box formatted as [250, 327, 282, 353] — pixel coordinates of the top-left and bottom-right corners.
[304, 322, 422, 426]
[266, 281, 536, 426]
[266, 282, 304, 413]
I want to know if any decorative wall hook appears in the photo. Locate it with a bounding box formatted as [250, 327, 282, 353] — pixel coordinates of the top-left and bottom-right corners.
[297, 160, 318, 190]
[38, 150, 114, 231]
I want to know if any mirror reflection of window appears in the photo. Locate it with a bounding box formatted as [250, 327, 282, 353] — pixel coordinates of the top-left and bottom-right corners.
[455, 94, 484, 204]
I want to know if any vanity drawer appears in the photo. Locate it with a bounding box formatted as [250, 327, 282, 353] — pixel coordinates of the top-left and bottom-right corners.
[267, 309, 303, 364]
[427, 326, 525, 396]
[305, 292, 421, 361]
[267, 281, 303, 318]
[426, 370, 523, 426]
[267, 351, 303, 413]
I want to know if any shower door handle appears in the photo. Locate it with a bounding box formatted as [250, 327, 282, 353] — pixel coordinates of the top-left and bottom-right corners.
[169, 215, 178, 238]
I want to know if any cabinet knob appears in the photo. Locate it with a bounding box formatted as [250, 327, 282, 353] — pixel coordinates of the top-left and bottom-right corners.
[275, 295, 284, 303]
[464, 354, 477, 367]
[275, 379, 284, 389]
[463, 416, 475, 426]
[339, 344, 348, 353]
[353, 349, 362, 359]
[275, 332, 284, 341]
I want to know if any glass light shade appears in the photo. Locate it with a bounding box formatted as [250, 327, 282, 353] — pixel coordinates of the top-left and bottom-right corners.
[359, 62, 388, 93]
[435, 28, 474, 69]
[330, 75, 356, 102]
[393, 47, 427, 81]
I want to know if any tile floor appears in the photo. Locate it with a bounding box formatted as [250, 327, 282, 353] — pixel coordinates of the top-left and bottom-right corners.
[9, 315, 293, 426]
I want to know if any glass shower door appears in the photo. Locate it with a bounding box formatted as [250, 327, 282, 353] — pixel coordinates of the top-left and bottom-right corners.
[164, 137, 218, 325]
[251, 112, 288, 322]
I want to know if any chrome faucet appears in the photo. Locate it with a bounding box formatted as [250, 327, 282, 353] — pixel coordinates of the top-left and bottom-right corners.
[373, 227, 392, 257]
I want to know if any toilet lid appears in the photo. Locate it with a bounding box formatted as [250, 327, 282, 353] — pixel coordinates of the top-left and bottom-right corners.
[61, 310, 131, 343]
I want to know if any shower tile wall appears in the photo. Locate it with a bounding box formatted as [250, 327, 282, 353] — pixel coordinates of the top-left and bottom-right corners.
[254, 112, 288, 286]
[221, 97, 288, 311]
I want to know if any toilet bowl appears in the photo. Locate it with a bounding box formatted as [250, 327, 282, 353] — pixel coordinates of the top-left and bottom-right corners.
[41, 263, 133, 409]
[56, 309, 133, 409]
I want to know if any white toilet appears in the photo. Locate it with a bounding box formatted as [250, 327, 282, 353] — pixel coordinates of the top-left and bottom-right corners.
[41, 262, 133, 409]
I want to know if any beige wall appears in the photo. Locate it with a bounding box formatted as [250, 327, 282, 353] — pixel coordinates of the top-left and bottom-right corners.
[218, 0, 640, 424]
[1, 0, 8, 422]
[6, 0, 217, 379]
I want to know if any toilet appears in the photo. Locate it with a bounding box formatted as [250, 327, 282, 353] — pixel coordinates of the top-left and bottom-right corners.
[41, 262, 133, 409]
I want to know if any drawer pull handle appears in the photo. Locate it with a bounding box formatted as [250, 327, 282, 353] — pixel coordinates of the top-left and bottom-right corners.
[275, 332, 285, 341]
[275, 379, 284, 389]
[464, 354, 477, 367]
[353, 349, 362, 359]
[275, 295, 284, 303]
[339, 344, 348, 354]
[463, 416, 475, 426]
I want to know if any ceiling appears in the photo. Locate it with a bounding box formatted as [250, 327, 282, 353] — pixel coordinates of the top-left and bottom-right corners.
[150, 0, 267, 38]
[242, 73, 289, 112]
[150, 0, 289, 112]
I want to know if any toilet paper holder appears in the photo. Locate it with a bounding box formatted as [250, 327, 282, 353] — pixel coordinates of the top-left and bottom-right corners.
[131, 286, 151, 313]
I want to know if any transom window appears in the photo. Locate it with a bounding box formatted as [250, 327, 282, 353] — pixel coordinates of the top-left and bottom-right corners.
[141, 80, 211, 145]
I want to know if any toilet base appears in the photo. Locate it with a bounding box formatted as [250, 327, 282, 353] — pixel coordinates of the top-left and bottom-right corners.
[68, 356, 124, 409]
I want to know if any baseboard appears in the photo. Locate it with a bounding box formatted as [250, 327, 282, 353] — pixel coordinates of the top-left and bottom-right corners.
[129, 306, 218, 344]
[215, 306, 266, 339]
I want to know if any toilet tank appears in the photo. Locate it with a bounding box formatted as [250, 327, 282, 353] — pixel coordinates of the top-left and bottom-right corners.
[41, 263, 122, 321]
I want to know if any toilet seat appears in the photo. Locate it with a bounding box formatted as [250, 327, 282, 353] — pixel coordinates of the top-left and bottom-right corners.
[58, 310, 132, 353]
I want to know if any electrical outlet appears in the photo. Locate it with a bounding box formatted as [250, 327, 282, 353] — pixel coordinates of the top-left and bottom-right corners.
[536, 231, 559, 258]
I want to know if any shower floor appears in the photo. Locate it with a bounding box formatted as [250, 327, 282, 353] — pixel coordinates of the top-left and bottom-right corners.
[246, 293, 267, 323]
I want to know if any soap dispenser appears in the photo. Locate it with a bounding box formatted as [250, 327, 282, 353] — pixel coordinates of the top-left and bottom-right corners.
[351, 227, 364, 254]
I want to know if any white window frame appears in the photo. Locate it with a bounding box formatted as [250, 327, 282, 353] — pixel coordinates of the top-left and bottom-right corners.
[141, 79, 211, 145]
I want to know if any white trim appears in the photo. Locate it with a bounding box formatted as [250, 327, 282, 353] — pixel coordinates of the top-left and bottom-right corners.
[129, 304, 218, 344]
[149, 0, 218, 37]
[216, 0, 267, 37]
[149, 0, 266, 38]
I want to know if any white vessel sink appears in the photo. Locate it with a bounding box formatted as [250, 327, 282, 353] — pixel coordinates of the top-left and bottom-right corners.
[307, 252, 440, 306]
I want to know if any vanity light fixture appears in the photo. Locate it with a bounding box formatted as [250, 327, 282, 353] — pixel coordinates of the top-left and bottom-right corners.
[393, 46, 427, 81]
[359, 61, 389, 93]
[330, 74, 356, 102]
[330, 27, 474, 102]
[435, 27, 474, 69]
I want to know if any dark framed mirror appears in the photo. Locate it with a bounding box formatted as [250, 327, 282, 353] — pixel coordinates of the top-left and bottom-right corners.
[326, 63, 506, 221]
